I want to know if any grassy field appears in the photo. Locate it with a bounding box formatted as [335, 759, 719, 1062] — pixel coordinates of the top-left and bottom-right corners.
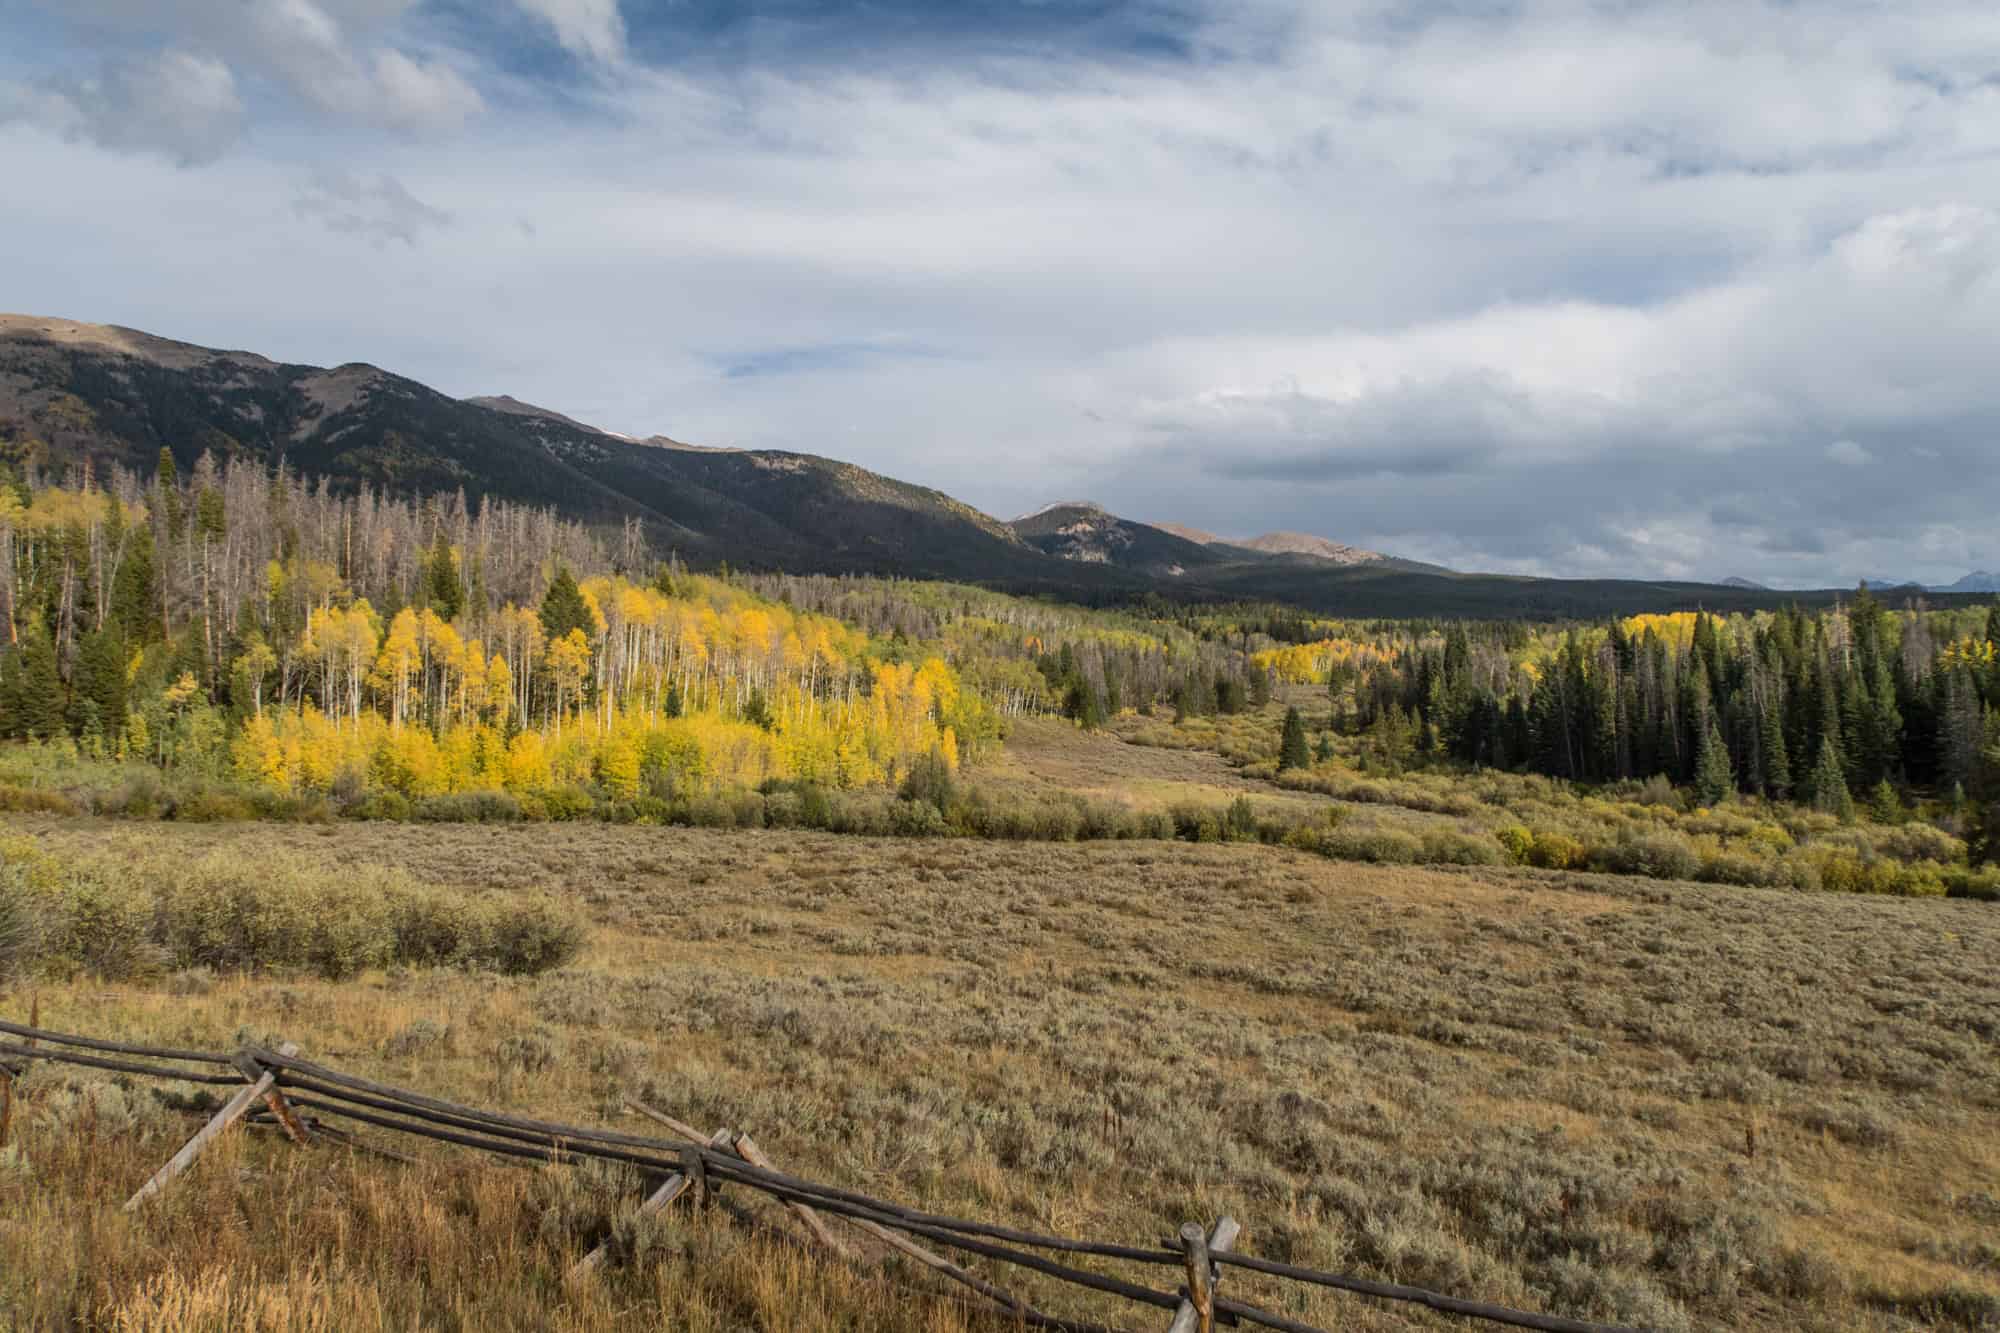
[3, 805, 1997, 1332]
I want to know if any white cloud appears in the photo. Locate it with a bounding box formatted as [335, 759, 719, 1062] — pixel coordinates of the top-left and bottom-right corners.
[12, 0, 480, 156]
[9, 0, 2000, 584]
[512, 0, 626, 64]
[292, 169, 451, 245]
[4, 48, 243, 164]
[1827, 440, 1874, 466]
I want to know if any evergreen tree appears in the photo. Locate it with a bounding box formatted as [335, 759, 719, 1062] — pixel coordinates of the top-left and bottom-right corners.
[69, 629, 126, 741]
[1278, 706, 1310, 771]
[539, 567, 594, 643]
[1314, 732, 1335, 763]
[11, 632, 66, 740]
[1758, 680, 1791, 798]
[110, 524, 156, 638]
[1695, 718, 1734, 806]
[426, 530, 464, 622]
[1809, 736, 1853, 819]
[155, 448, 183, 540]
[1970, 742, 2000, 867]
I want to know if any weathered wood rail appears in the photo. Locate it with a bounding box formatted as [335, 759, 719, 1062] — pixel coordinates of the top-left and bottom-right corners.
[0, 1017, 1653, 1333]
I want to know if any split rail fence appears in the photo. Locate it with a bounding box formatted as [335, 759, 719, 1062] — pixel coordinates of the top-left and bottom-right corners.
[0, 1017, 1652, 1333]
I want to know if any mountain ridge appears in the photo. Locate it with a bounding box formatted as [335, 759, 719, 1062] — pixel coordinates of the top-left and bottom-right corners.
[2, 313, 1987, 619]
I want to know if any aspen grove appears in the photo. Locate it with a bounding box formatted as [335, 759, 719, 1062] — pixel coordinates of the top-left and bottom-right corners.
[0, 453, 998, 800]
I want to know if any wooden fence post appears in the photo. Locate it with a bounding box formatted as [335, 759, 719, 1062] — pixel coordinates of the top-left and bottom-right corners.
[2, 999, 36, 1151]
[1168, 1216, 1240, 1333]
[731, 1132, 852, 1259]
[233, 1051, 313, 1146]
[570, 1127, 733, 1277]
[124, 1042, 300, 1211]
[0, 1060, 18, 1150]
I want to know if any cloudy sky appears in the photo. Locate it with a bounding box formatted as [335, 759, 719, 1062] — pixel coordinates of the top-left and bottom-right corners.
[4, 0, 1999, 586]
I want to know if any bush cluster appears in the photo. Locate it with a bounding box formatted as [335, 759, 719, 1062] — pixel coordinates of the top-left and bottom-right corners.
[0, 838, 584, 982]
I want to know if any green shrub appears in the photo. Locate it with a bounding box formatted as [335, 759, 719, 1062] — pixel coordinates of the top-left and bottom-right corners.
[1224, 796, 1258, 842]
[172, 790, 259, 822]
[687, 795, 737, 828]
[350, 791, 412, 821]
[0, 784, 81, 816]
[1319, 826, 1425, 864]
[44, 865, 159, 979]
[0, 839, 581, 982]
[0, 862, 46, 983]
[1944, 866, 2000, 901]
[1169, 803, 1224, 843]
[1592, 832, 1700, 881]
[540, 786, 597, 821]
[413, 790, 523, 823]
[481, 897, 586, 975]
[250, 790, 336, 823]
[898, 746, 957, 813]
[1420, 830, 1504, 866]
[888, 798, 947, 837]
[1697, 850, 1785, 888]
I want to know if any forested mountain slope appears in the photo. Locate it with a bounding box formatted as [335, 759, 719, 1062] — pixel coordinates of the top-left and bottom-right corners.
[0, 315, 1116, 592]
[4, 314, 1982, 620]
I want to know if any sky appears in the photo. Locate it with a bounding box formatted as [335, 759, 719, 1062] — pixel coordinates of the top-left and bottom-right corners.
[4, 0, 2000, 588]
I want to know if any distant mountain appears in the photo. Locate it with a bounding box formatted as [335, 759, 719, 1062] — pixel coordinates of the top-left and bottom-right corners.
[1239, 530, 1386, 564]
[1719, 576, 1769, 591]
[4, 312, 1982, 620]
[1138, 519, 1453, 574]
[1006, 502, 1233, 577]
[465, 394, 719, 452]
[0, 313, 1113, 590]
[1941, 571, 2000, 594]
[1151, 520, 1224, 546]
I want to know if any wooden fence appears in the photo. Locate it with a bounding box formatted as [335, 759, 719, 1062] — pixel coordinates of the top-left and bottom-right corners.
[0, 1017, 1652, 1333]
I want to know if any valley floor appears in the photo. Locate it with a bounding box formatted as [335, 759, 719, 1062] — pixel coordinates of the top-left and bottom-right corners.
[3, 813, 1997, 1331]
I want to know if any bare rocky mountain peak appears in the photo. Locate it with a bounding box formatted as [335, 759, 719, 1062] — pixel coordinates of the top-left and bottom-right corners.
[1241, 530, 1387, 564]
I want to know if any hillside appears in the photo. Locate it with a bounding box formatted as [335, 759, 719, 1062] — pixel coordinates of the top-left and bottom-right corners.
[0, 315, 1124, 592]
[2, 313, 1982, 619]
[1005, 501, 1237, 576]
[1239, 529, 1386, 563]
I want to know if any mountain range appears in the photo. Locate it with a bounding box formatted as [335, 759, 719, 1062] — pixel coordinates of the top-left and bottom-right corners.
[1, 313, 1989, 619]
[1857, 573, 2000, 595]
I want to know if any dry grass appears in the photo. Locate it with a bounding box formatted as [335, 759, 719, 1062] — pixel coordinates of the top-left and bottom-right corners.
[2, 813, 1997, 1332]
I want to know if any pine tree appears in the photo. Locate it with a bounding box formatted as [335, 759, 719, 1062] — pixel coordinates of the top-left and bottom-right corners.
[155, 448, 183, 539]
[1695, 718, 1734, 806]
[1278, 706, 1310, 771]
[539, 567, 594, 643]
[69, 629, 126, 740]
[1809, 736, 1853, 819]
[1758, 682, 1791, 799]
[426, 530, 464, 622]
[1314, 732, 1334, 763]
[1970, 742, 2000, 867]
[12, 632, 66, 740]
[111, 524, 156, 638]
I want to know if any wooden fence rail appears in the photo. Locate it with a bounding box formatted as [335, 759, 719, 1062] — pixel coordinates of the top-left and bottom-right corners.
[0, 1019, 1654, 1333]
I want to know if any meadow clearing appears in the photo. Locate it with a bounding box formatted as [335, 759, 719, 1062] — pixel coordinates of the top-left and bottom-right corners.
[2, 770, 1996, 1331]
